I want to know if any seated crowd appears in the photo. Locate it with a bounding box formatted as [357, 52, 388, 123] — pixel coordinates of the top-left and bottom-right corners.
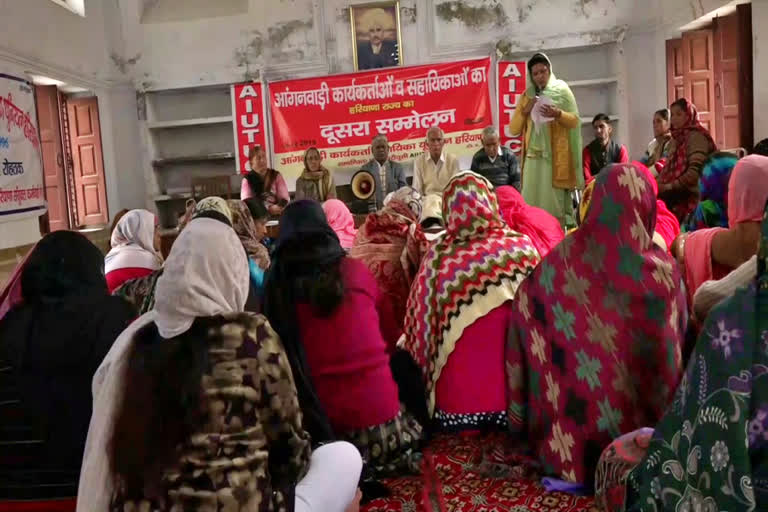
[3, 56, 768, 511]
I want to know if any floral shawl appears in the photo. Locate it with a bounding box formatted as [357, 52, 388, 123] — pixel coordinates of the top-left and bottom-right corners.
[403, 171, 540, 415]
[228, 200, 270, 269]
[624, 200, 768, 511]
[506, 163, 687, 485]
[348, 191, 429, 333]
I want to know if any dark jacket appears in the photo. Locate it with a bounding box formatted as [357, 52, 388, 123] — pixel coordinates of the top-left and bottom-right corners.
[0, 294, 134, 500]
[470, 147, 520, 190]
[360, 158, 408, 208]
[582, 138, 629, 181]
[357, 40, 399, 70]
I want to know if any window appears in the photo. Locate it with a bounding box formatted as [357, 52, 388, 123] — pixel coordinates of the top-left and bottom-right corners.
[47, 0, 85, 17]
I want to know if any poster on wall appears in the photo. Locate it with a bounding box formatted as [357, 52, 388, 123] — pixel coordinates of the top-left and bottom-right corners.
[496, 60, 527, 155]
[231, 81, 268, 174]
[0, 73, 45, 222]
[268, 57, 493, 179]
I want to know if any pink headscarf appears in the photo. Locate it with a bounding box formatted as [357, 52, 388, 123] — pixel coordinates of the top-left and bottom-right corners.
[684, 155, 768, 304]
[634, 161, 680, 251]
[727, 155, 768, 225]
[495, 186, 564, 258]
[322, 199, 357, 249]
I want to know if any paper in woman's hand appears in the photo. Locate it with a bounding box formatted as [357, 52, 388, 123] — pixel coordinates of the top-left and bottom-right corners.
[531, 96, 556, 125]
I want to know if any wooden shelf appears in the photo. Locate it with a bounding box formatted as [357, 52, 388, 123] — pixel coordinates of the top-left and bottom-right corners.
[154, 192, 192, 202]
[147, 116, 233, 129]
[152, 152, 235, 167]
[580, 114, 619, 125]
[568, 77, 618, 87]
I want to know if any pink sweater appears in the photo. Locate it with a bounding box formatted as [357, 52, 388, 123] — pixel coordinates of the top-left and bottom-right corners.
[296, 258, 401, 432]
[240, 173, 290, 207]
[434, 302, 511, 416]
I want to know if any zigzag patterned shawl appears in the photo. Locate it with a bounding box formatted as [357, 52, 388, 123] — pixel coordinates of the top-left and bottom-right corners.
[403, 171, 541, 414]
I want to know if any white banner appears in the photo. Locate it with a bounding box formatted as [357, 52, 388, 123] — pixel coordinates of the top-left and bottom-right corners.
[0, 73, 45, 222]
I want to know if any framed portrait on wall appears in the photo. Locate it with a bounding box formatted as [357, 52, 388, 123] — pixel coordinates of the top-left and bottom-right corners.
[350, 1, 403, 71]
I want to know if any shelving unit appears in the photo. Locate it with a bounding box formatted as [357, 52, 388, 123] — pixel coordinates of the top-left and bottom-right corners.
[569, 77, 618, 88]
[152, 152, 235, 167]
[141, 84, 237, 228]
[147, 116, 233, 130]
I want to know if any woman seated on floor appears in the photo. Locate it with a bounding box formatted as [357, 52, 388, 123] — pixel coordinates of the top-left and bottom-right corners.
[574, 162, 679, 252]
[104, 209, 163, 294]
[0, 232, 134, 504]
[116, 197, 266, 314]
[77, 214, 362, 512]
[264, 200, 424, 477]
[323, 199, 358, 250]
[681, 151, 739, 232]
[403, 172, 540, 433]
[597, 200, 768, 512]
[496, 185, 564, 258]
[349, 187, 429, 335]
[506, 163, 687, 488]
[673, 155, 768, 307]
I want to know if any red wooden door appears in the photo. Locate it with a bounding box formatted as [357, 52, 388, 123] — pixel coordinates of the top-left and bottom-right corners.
[666, 39, 684, 104]
[66, 97, 109, 227]
[713, 14, 740, 149]
[34, 85, 69, 232]
[681, 29, 716, 141]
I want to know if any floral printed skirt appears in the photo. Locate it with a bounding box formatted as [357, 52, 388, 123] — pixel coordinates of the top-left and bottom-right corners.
[341, 407, 423, 478]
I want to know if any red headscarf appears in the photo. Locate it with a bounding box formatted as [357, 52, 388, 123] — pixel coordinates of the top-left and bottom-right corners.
[634, 161, 680, 251]
[660, 99, 716, 184]
[496, 186, 564, 258]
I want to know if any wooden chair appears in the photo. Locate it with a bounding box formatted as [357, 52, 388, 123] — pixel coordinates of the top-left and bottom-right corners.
[191, 176, 232, 201]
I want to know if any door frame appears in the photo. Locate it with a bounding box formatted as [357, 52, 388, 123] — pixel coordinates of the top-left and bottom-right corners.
[66, 95, 110, 228]
[1, 47, 122, 232]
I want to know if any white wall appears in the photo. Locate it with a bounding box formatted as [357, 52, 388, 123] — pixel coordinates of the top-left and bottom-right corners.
[0, 0, 146, 249]
[623, 27, 668, 159]
[753, 0, 768, 142]
[120, 0, 650, 91]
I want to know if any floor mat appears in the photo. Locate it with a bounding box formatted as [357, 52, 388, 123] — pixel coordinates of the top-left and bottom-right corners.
[363, 433, 597, 512]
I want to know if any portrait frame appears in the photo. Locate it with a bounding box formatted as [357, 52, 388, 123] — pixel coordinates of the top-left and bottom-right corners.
[350, 1, 404, 72]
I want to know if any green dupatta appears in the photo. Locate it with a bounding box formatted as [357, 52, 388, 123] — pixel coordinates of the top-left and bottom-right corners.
[525, 53, 583, 190]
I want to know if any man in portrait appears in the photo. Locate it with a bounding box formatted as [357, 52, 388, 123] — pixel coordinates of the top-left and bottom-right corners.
[355, 7, 400, 70]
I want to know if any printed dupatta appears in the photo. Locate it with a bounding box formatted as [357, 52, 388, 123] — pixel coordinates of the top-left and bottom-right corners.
[348, 198, 428, 331]
[624, 200, 768, 511]
[403, 171, 540, 415]
[660, 99, 716, 185]
[506, 163, 687, 485]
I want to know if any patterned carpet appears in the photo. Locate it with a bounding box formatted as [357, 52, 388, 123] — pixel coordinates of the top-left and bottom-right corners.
[363, 433, 597, 512]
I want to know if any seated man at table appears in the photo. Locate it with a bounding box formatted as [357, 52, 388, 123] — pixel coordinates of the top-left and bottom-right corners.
[412, 126, 460, 197]
[361, 134, 408, 209]
[470, 126, 520, 190]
